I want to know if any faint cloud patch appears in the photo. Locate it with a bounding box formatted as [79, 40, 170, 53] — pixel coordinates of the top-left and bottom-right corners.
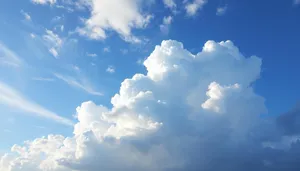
[106, 66, 115, 73]
[20, 10, 31, 21]
[216, 5, 228, 16]
[54, 73, 103, 96]
[32, 77, 55, 82]
[0, 42, 24, 68]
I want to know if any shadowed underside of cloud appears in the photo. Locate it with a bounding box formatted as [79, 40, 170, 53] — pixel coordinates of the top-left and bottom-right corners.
[1, 40, 300, 171]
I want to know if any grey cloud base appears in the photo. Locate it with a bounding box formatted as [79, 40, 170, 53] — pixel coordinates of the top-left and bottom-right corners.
[1, 40, 300, 171]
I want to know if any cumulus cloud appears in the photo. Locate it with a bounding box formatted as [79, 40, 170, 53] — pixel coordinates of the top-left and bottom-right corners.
[0, 42, 23, 68]
[0, 81, 73, 126]
[43, 29, 63, 58]
[76, 0, 152, 43]
[54, 73, 103, 96]
[185, 0, 207, 16]
[2, 40, 300, 171]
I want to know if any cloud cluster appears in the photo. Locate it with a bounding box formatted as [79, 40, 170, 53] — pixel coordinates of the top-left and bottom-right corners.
[76, 0, 152, 43]
[43, 29, 63, 58]
[1, 40, 300, 171]
[31, 0, 56, 5]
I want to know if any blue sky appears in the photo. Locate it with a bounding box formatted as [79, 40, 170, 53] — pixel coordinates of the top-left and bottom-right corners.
[0, 0, 300, 170]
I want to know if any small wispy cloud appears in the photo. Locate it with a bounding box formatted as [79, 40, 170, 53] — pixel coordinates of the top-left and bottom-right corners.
[120, 49, 128, 54]
[0, 81, 73, 126]
[20, 10, 31, 21]
[32, 77, 55, 82]
[216, 5, 228, 16]
[106, 66, 115, 73]
[103, 47, 110, 53]
[72, 65, 80, 72]
[0, 42, 23, 68]
[137, 58, 145, 65]
[86, 52, 97, 57]
[294, 0, 300, 5]
[30, 33, 36, 38]
[160, 16, 173, 34]
[54, 73, 103, 96]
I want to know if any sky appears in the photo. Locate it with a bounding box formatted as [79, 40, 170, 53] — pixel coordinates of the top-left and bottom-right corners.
[0, 0, 300, 171]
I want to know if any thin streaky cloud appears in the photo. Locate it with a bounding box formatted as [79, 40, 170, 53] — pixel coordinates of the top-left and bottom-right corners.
[20, 10, 31, 21]
[86, 53, 97, 57]
[0, 81, 73, 126]
[54, 73, 103, 96]
[0, 42, 23, 68]
[32, 77, 55, 82]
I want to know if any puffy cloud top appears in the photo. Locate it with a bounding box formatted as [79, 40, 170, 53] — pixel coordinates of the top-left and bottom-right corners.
[77, 0, 152, 43]
[1, 40, 300, 171]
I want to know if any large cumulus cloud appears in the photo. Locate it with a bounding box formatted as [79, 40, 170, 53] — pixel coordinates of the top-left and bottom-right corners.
[1, 40, 300, 171]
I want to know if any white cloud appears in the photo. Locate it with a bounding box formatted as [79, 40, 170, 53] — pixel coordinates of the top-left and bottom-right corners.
[60, 25, 64, 32]
[216, 5, 228, 16]
[106, 66, 115, 73]
[49, 48, 58, 58]
[294, 0, 300, 5]
[76, 0, 153, 43]
[32, 77, 55, 82]
[185, 0, 207, 16]
[86, 53, 97, 57]
[3, 39, 300, 171]
[0, 42, 23, 68]
[0, 81, 73, 126]
[163, 0, 176, 10]
[163, 16, 173, 25]
[31, 0, 56, 5]
[103, 47, 110, 53]
[43, 29, 63, 58]
[20, 10, 31, 21]
[54, 73, 103, 96]
[160, 16, 173, 34]
[30, 33, 36, 38]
